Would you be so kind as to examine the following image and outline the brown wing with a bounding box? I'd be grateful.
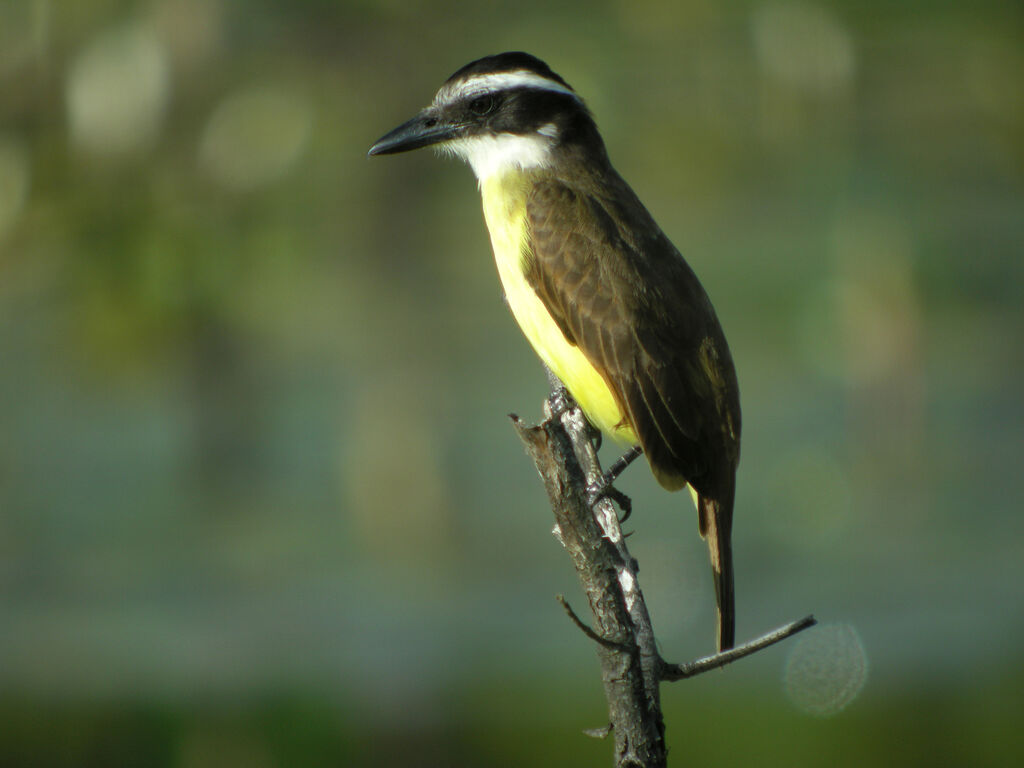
[525,172,741,650]
[524,173,740,496]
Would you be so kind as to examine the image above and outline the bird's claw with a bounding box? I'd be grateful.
[586,477,633,522]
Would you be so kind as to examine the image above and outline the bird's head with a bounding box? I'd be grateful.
[368,52,600,180]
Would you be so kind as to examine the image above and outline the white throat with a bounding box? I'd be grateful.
[446,132,555,181]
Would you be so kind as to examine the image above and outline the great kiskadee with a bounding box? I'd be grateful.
[369,52,741,651]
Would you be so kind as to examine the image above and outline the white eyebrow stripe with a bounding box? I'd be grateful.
[436,70,579,106]
[537,122,560,138]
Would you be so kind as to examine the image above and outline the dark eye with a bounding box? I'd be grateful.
[468,95,495,116]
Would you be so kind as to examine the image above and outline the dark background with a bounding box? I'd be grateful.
[1,1,1022,765]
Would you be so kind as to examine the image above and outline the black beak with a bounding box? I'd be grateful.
[367,109,458,157]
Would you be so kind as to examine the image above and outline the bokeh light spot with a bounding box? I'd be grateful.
[343,375,453,569]
[66,23,170,156]
[752,2,855,92]
[798,208,919,385]
[198,84,313,191]
[784,622,868,716]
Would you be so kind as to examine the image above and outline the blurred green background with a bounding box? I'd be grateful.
[1,0,1022,766]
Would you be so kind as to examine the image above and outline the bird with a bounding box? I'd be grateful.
[368,52,741,651]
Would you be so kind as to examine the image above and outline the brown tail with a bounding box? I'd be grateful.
[697,489,735,651]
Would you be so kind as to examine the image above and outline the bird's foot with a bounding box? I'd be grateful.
[586,478,633,521]
[586,446,643,521]
[605,445,643,484]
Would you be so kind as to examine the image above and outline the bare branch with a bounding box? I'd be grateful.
[512,410,668,768]
[583,724,614,740]
[557,594,630,652]
[660,615,818,681]
[512,390,816,768]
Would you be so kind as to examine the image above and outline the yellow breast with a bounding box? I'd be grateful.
[479,171,637,445]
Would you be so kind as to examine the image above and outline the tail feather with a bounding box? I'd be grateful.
[697,490,735,651]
